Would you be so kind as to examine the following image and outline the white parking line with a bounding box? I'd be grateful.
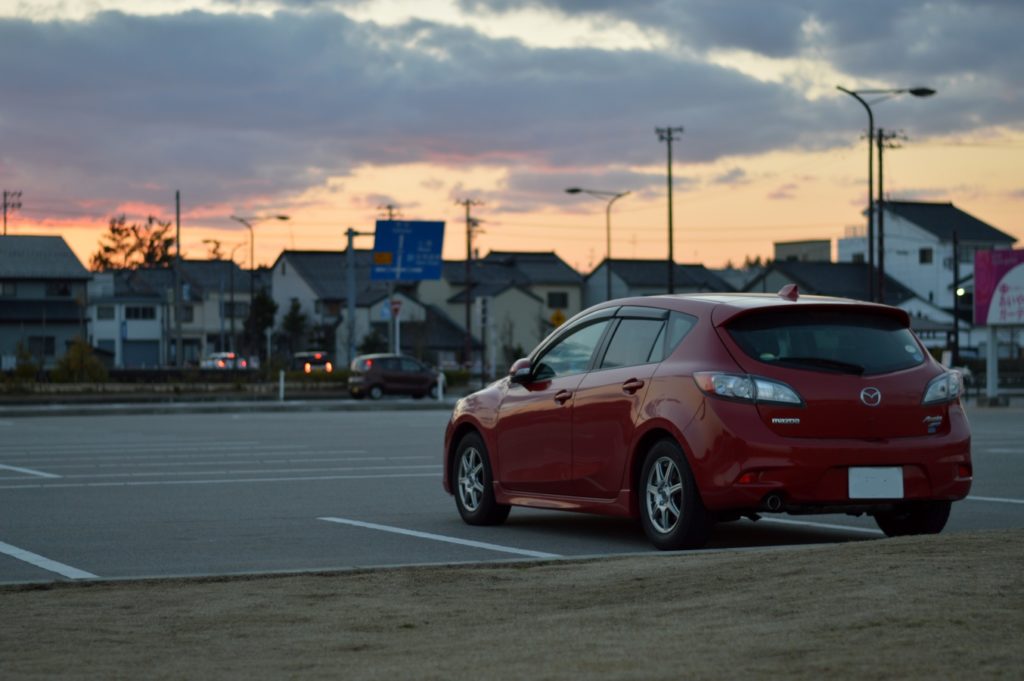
[319,517,561,559]
[0,464,441,481]
[967,495,1024,505]
[0,541,97,579]
[758,517,884,535]
[0,464,60,478]
[0,472,441,490]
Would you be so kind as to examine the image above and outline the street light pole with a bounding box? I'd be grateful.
[565,187,630,301]
[836,85,935,302]
[656,126,684,294]
[230,214,289,356]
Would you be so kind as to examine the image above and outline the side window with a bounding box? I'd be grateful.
[400,358,422,372]
[600,319,666,369]
[534,320,610,380]
[658,311,697,361]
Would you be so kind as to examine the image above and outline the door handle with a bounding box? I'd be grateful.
[554,390,573,405]
[622,378,645,394]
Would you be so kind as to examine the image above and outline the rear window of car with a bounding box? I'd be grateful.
[727,308,926,376]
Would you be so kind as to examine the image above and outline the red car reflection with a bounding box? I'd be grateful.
[443,289,972,550]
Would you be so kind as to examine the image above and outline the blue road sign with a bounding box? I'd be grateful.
[370,220,445,281]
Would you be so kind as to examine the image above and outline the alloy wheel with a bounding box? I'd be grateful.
[645,455,683,534]
[458,446,485,512]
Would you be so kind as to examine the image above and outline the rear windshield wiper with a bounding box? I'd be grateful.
[773,356,866,375]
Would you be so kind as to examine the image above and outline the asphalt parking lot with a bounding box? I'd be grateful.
[0,404,1021,584]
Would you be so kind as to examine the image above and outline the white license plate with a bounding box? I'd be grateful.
[848,467,904,499]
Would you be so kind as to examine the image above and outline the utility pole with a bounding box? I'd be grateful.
[379,204,401,354]
[655,127,684,293]
[875,128,903,304]
[174,191,184,368]
[952,229,961,367]
[346,227,374,365]
[2,190,22,235]
[456,199,482,372]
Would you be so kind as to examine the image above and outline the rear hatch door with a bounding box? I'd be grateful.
[716,304,946,439]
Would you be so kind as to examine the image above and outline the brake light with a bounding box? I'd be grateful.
[304,362,312,374]
[325,362,333,373]
[216,360,225,368]
[365,359,373,368]
[315,353,322,359]
[239,359,247,368]
[693,372,803,406]
[923,370,962,405]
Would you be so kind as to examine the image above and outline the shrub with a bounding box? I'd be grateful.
[50,338,108,383]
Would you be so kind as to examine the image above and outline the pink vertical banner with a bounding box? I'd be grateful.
[974,249,1024,325]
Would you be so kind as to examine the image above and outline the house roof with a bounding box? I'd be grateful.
[480,251,582,285]
[743,261,920,306]
[448,282,543,304]
[277,249,396,305]
[594,259,735,292]
[0,235,90,280]
[885,201,1016,245]
[179,259,252,293]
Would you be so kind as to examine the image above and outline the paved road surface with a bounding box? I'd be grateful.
[0,406,1020,584]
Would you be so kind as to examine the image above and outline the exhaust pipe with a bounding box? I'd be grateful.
[763,492,785,513]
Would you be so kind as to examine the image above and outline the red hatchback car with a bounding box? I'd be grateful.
[443,289,972,550]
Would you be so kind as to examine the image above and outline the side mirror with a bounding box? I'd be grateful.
[508,357,532,384]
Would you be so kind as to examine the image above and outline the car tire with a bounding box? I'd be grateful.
[639,439,711,550]
[453,432,510,526]
[368,385,384,400]
[873,500,951,537]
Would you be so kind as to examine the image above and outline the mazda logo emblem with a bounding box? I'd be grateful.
[860,387,882,407]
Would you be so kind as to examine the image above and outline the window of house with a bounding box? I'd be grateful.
[45,281,72,297]
[28,336,56,357]
[0,281,15,297]
[97,305,115,320]
[547,291,569,309]
[919,248,933,264]
[180,305,194,323]
[126,306,156,320]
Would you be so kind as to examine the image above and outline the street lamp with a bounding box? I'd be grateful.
[565,187,630,302]
[836,85,935,301]
[230,214,289,302]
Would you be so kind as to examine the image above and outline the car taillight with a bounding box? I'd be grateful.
[693,372,803,406]
[239,359,247,368]
[326,362,333,373]
[304,362,312,374]
[216,360,225,368]
[922,370,962,405]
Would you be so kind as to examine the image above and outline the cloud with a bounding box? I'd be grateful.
[0,2,1019,222]
[711,167,748,185]
[768,183,798,200]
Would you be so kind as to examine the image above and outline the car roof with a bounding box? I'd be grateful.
[573,290,909,327]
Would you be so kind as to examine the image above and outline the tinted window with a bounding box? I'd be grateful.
[660,312,697,361]
[535,321,610,380]
[601,319,665,369]
[728,309,925,376]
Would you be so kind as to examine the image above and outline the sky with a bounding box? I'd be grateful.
[0,0,1021,274]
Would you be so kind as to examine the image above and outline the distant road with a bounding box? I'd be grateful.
[0,406,1020,584]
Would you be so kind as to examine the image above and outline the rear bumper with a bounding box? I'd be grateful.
[683,400,972,512]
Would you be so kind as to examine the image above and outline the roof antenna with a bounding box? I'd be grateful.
[778,284,799,301]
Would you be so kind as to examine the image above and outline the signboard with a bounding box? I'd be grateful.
[371,220,445,281]
[974,249,1024,325]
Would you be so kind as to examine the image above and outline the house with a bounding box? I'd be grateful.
[837,201,1016,310]
[88,270,167,368]
[0,235,91,369]
[178,259,255,358]
[270,249,463,365]
[417,251,583,370]
[583,259,735,307]
[774,239,830,262]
